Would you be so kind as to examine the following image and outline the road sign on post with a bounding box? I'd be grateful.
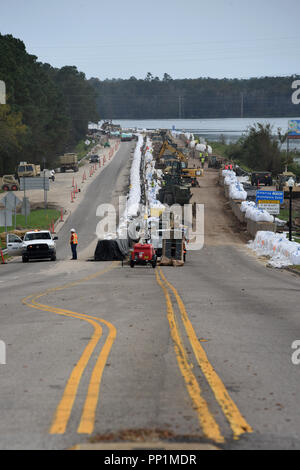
[21,197,30,216]
[20,177,50,191]
[256,191,284,216]
[256,191,284,203]
[2,192,22,230]
[257,201,280,215]
[0,210,12,228]
[288,120,300,139]
[3,192,22,211]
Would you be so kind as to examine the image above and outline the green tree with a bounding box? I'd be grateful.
[0,104,27,174]
[231,123,283,173]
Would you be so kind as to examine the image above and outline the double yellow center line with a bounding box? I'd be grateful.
[155,267,252,443]
[22,263,117,435]
[22,261,252,443]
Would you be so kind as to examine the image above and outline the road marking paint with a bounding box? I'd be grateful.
[49,317,102,434]
[22,263,118,435]
[77,318,116,434]
[155,269,224,443]
[158,267,253,440]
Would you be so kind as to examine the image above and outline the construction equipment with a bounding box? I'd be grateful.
[181,168,202,186]
[17,162,41,179]
[1,175,19,191]
[251,171,273,186]
[181,168,203,178]
[276,172,300,198]
[158,175,192,206]
[208,155,224,169]
[158,140,188,164]
[157,140,202,182]
[59,153,78,173]
[130,243,157,268]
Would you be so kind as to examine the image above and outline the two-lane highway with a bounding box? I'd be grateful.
[0,152,300,450]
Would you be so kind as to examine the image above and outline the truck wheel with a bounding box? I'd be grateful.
[22,256,29,263]
[51,254,56,261]
[11,185,18,191]
[2,185,9,191]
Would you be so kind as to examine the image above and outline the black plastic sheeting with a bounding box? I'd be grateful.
[94,239,129,261]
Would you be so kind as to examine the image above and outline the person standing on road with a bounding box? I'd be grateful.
[70,228,78,260]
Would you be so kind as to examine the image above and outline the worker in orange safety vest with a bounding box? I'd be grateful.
[70,228,78,260]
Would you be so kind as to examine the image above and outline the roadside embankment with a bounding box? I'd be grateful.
[219,169,277,238]
[0,139,121,236]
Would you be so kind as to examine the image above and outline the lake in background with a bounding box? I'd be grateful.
[114,117,300,149]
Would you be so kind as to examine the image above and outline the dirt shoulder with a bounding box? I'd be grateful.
[189,158,249,246]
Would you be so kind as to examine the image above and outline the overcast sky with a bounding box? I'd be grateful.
[0,0,299,80]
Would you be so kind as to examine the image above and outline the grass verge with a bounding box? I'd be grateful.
[75,139,94,161]
[0,209,60,233]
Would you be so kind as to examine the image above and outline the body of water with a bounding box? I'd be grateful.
[114,117,300,147]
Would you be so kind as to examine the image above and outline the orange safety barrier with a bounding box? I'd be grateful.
[1,250,6,264]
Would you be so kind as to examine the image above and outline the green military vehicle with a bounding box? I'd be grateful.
[158,175,192,206]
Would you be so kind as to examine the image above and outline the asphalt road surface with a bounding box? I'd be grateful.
[0,151,299,450]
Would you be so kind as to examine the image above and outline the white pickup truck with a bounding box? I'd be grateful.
[6,230,58,262]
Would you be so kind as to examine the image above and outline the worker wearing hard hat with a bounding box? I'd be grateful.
[70,228,78,260]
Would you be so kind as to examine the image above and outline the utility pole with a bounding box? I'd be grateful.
[240,92,244,118]
[178,96,183,119]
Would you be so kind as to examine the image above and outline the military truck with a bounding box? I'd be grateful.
[251,171,273,186]
[208,155,224,169]
[17,162,41,179]
[158,175,192,206]
[59,153,78,172]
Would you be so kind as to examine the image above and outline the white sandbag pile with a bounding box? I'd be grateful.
[206,145,212,154]
[144,138,165,212]
[241,201,274,223]
[126,134,143,217]
[222,169,247,201]
[118,134,144,237]
[195,143,207,152]
[229,183,247,200]
[249,231,300,267]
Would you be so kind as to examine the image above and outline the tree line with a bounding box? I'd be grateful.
[0,34,99,175]
[89,73,300,120]
[215,123,300,177]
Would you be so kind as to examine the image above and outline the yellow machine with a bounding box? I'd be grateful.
[1,175,20,191]
[158,140,188,164]
[181,168,203,178]
[158,141,202,178]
